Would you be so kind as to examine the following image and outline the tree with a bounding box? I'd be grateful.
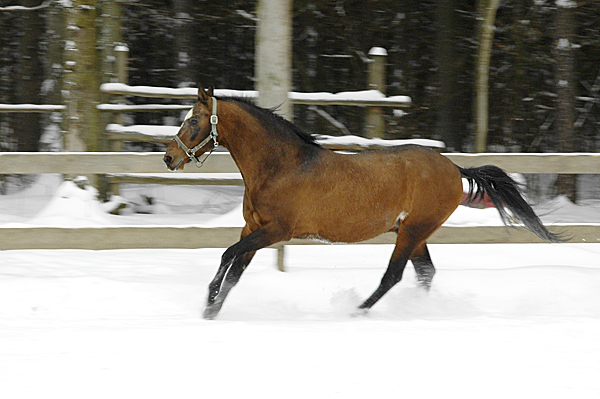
[475,0,501,153]
[173,0,194,88]
[435,0,459,150]
[553,0,577,202]
[62,0,101,152]
[13,0,44,151]
[255,0,293,120]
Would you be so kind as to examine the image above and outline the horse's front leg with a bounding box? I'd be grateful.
[204,223,289,319]
[204,251,255,319]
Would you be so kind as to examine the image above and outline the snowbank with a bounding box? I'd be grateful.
[26,179,114,227]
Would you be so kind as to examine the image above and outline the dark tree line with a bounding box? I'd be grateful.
[1,0,599,159]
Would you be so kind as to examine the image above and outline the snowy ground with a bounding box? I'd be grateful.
[1,175,599,398]
[1,245,599,398]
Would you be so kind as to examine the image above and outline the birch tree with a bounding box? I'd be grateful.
[255,0,293,121]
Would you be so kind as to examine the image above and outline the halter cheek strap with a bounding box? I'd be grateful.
[174,97,219,168]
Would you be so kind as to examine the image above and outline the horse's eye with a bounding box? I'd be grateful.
[189,119,198,126]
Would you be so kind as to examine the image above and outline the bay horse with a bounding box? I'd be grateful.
[163,86,563,319]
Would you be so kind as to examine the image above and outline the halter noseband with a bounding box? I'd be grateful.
[173,97,219,167]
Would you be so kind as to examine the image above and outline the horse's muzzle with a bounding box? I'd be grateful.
[163,154,181,171]
[163,154,173,168]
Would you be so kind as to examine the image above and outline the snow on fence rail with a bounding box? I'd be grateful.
[99,83,412,107]
[0,104,65,113]
[104,123,446,151]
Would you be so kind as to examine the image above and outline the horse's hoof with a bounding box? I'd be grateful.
[203,305,221,320]
[351,308,370,318]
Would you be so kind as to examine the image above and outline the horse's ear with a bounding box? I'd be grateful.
[207,86,214,97]
[197,85,210,105]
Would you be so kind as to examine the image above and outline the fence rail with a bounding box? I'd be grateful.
[1,151,600,174]
[0,225,596,252]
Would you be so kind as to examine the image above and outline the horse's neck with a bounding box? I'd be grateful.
[220,105,313,188]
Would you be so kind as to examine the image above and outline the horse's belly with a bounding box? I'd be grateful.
[294,212,395,244]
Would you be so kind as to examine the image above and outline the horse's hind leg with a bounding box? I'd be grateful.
[411,243,435,290]
[358,230,416,310]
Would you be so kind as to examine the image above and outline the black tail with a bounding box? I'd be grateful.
[458,165,566,243]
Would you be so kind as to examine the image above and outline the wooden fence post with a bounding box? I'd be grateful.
[364,47,387,138]
[276,244,286,272]
[113,44,128,152]
[106,44,129,198]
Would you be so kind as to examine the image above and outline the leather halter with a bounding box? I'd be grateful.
[173,97,219,167]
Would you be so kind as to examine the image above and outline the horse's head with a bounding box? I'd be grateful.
[164,86,219,171]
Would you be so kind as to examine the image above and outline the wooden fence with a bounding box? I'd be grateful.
[2,151,599,174]
[0,151,599,271]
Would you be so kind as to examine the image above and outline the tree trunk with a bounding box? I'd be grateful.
[554,0,577,202]
[40,0,66,153]
[14,0,44,151]
[255,0,293,121]
[63,0,101,152]
[173,0,194,88]
[100,0,123,87]
[46,1,65,108]
[474,0,501,153]
[435,0,458,150]
[99,0,123,145]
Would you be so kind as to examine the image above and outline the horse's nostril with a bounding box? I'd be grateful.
[163,155,172,166]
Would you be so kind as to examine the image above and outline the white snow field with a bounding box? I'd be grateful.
[0,176,599,398]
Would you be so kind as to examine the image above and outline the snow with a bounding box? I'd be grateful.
[0,104,65,111]
[100,83,198,97]
[368,46,388,57]
[97,104,191,111]
[317,134,444,149]
[114,45,129,53]
[99,83,411,105]
[106,123,438,149]
[1,177,600,398]
[106,124,179,137]
[1,245,599,398]
[556,0,577,8]
[0,0,51,11]
[289,89,410,105]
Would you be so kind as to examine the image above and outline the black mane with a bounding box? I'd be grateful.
[216,96,322,148]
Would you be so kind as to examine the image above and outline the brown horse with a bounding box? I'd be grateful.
[164,86,563,319]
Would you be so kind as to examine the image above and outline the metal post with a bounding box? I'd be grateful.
[364,47,387,138]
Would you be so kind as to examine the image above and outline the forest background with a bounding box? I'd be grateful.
[0,0,599,201]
